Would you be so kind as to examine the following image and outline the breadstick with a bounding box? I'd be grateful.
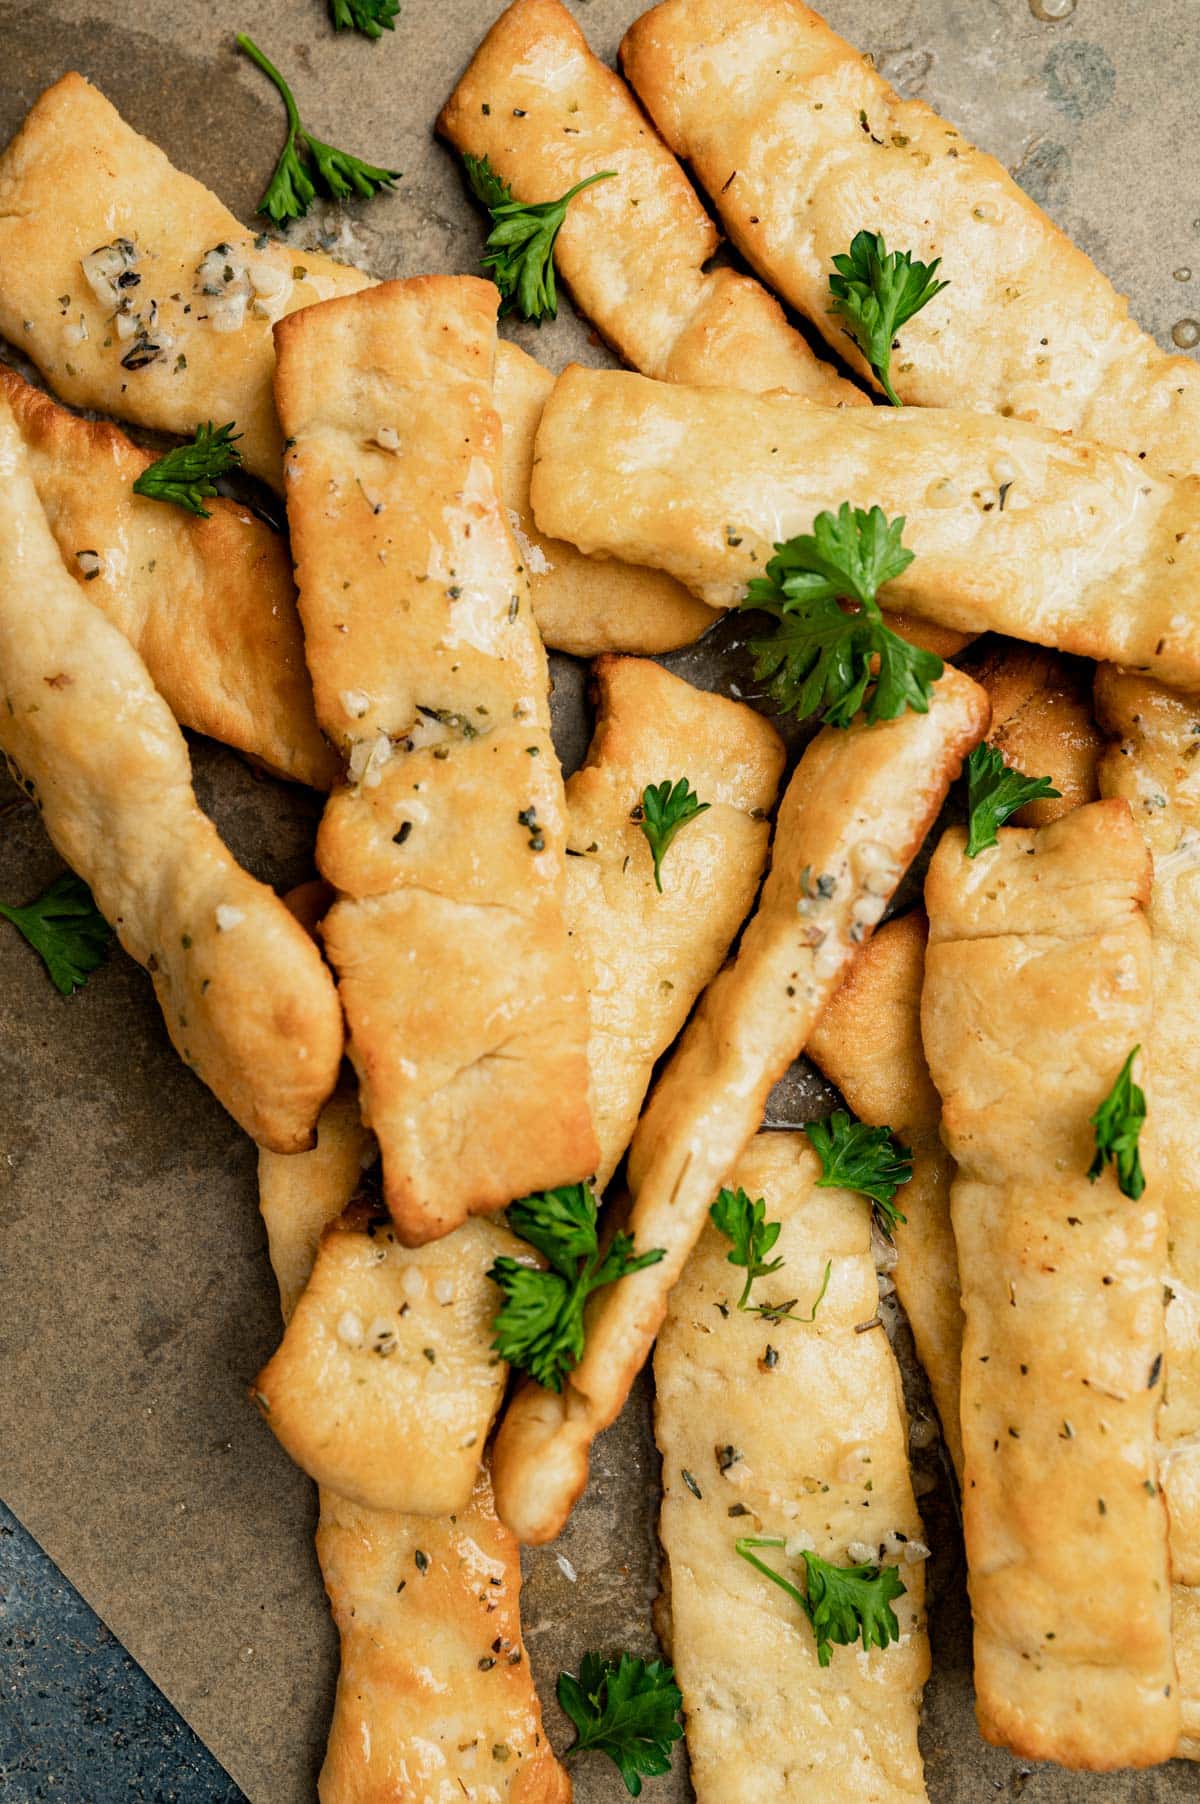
[438,0,859,405]
[656,1132,929,1802]
[492,666,989,1543]
[275,276,595,1243]
[531,366,1200,690]
[621,0,1200,478]
[809,646,1101,1475]
[0,364,335,789]
[1095,667,1200,1760]
[0,396,342,1151]
[922,803,1175,1768]
[257,1107,567,1803]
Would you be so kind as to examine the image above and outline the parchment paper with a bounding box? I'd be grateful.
[2,1,1198,1798]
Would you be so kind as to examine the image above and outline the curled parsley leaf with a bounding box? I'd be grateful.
[132,422,243,519]
[237,33,400,223]
[329,0,399,37]
[1088,1046,1146,1200]
[489,1183,664,1392]
[0,872,111,995]
[461,152,616,321]
[828,228,949,406]
[557,1651,683,1797]
[736,1537,906,1667]
[964,742,1061,857]
[635,778,710,893]
[805,1109,912,1235]
[741,504,942,730]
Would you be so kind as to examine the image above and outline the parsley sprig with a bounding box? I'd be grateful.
[828,229,949,406]
[462,153,616,322]
[0,873,111,995]
[964,743,1061,857]
[806,1110,912,1235]
[736,1537,906,1667]
[489,1184,665,1392]
[557,1651,683,1798]
[742,504,942,729]
[708,1185,831,1323]
[236,33,400,223]
[1088,1047,1146,1200]
[132,422,243,519]
[329,0,399,37]
[635,779,710,893]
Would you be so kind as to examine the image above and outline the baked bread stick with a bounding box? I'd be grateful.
[1095,667,1200,1760]
[807,911,963,1481]
[491,665,989,1544]
[809,647,1100,1476]
[531,367,1200,690]
[257,657,782,1511]
[257,1101,567,1804]
[656,1132,930,1803]
[0,396,343,1152]
[922,804,1176,1768]
[621,0,1200,478]
[0,364,335,789]
[438,0,859,405]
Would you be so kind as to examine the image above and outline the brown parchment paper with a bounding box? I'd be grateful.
[1,1,1199,1799]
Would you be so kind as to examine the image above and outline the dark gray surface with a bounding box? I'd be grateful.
[0,0,1198,1800]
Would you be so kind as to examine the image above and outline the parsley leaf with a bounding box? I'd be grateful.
[828,228,949,406]
[557,1651,683,1797]
[741,504,942,729]
[709,1186,783,1307]
[964,743,1061,857]
[489,1183,665,1392]
[805,1109,912,1235]
[329,0,399,37]
[1088,1047,1146,1200]
[461,153,616,321]
[0,872,111,996]
[736,1537,906,1667]
[237,34,400,223]
[708,1186,832,1323]
[635,778,710,893]
[132,422,243,519]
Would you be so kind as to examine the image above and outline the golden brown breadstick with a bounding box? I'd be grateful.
[492,666,989,1544]
[0,396,342,1151]
[1095,667,1200,1760]
[656,1132,930,1802]
[531,367,1200,690]
[621,0,1200,477]
[922,804,1175,1768]
[0,364,335,788]
[438,0,859,405]
[275,277,596,1243]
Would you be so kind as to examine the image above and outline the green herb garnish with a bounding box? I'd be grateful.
[0,872,111,995]
[964,743,1061,857]
[1088,1047,1146,1201]
[736,1537,906,1667]
[329,0,399,37]
[828,229,948,406]
[742,504,942,729]
[236,33,400,223]
[707,1184,832,1325]
[636,778,710,893]
[132,422,243,519]
[489,1183,665,1392]
[461,152,616,321]
[806,1109,912,1235]
[557,1651,683,1797]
